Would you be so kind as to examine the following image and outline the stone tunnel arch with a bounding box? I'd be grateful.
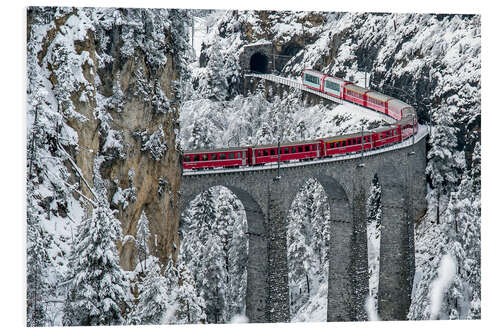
[285,178,331,321]
[179,184,268,323]
[250,52,269,73]
[283,173,367,321]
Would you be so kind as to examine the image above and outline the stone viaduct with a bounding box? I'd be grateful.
[179,134,427,323]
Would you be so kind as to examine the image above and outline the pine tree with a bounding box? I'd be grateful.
[136,211,151,273]
[426,106,462,223]
[26,183,54,327]
[201,232,227,323]
[201,40,229,101]
[166,261,207,324]
[130,257,170,325]
[189,119,213,150]
[63,200,132,326]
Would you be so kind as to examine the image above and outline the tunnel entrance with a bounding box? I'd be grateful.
[250,52,269,73]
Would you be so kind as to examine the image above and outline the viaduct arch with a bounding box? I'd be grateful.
[179,135,427,322]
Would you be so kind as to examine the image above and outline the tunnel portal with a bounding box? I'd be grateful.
[250,52,269,73]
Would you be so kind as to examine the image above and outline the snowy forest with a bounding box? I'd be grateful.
[26,7,480,326]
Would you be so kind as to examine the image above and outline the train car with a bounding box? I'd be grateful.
[322,75,348,99]
[302,69,325,92]
[251,140,321,165]
[344,83,372,107]
[183,147,249,170]
[372,125,401,148]
[399,112,419,141]
[322,132,374,157]
[365,91,393,115]
[387,99,413,121]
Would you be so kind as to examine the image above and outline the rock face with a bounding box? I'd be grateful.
[28,7,186,270]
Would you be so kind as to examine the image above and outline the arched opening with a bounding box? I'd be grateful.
[179,185,267,323]
[366,174,381,319]
[250,52,269,73]
[286,178,330,322]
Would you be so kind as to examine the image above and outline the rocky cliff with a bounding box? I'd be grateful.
[27,7,188,270]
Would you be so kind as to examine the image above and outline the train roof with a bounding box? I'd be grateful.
[253,139,321,149]
[321,131,370,142]
[184,146,249,154]
[303,69,324,76]
[324,75,347,83]
[388,98,412,109]
[366,90,392,102]
[344,83,371,94]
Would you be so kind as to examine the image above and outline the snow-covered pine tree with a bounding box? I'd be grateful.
[63,199,132,326]
[200,39,229,101]
[129,257,170,325]
[188,119,214,150]
[26,182,55,327]
[426,106,462,223]
[454,161,481,319]
[136,211,151,273]
[165,261,207,324]
[201,230,228,323]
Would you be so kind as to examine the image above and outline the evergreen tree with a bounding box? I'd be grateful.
[165,260,207,324]
[63,200,132,326]
[426,106,462,223]
[136,211,151,273]
[188,119,213,150]
[201,40,229,101]
[130,257,170,325]
[26,183,54,327]
[201,232,227,323]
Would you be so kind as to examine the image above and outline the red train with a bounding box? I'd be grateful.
[183,69,418,171]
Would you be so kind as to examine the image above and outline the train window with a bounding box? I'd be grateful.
[228,153,234,159]
[312,145,316,150]
[291,147,296,153]
[202,154,208,161]
[211,154,217,160]
[184,156,190,162]
[263,150,269,156]
[284,148,289,154]
[305,73,319,85]
[194,155,200,161]
[298,146,303,152]
[305,145,310,152]
[270,149,275,155]
[220,153,226,160]
[325,80,340,92]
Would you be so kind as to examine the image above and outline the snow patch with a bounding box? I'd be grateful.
[430,254,457,319]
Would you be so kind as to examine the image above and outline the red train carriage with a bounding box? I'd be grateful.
[365,91,393,115]
[373,125,402,148]
[322,75,349,99]
[400,114,418,141]
[183,147,249,170]
[344,83,372,107]
[322,132,374,157]
[302,69,326,92]
[251,140,322,165]
[387,99,413,121]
